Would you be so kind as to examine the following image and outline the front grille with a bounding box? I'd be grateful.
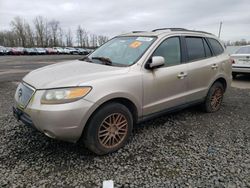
[15,82,35,108]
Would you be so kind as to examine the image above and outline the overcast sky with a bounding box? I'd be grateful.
[0,0,250,41]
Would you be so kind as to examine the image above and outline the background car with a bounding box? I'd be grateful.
[24,48,37,55]
[45,48,57,55]
[62,48,71,54]
[0,46,6,55]
[230,45,250,79]
[35,48,46,55]
[75,48,89,55]
[5,47,11,55]
[53,47,64,54]
[9,47,24,55]
[65,47,78,55]
[86,48,94,54]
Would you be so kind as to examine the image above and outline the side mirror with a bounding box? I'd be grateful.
[146,56,165,69]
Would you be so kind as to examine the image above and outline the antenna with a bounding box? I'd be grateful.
[218,22,223,38]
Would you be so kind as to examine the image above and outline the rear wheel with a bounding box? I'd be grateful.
[83,103,133,155]
[202,82,224,113]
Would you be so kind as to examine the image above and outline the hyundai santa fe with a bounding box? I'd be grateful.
[13,28,232,155]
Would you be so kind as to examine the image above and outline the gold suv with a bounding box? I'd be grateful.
[13,28,232,154]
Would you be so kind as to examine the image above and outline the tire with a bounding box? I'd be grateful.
[232,73,237,79]
[83,103,133,155]
[202,82,224,113]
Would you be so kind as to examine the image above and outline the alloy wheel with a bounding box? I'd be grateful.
[98,113,128,148]
[210,87,223,111]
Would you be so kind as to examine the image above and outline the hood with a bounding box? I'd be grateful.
[23,60,129,89]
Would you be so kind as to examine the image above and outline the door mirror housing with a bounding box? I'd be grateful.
[146,56,165,69]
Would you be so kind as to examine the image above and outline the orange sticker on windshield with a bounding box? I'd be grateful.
[129,41,142,48]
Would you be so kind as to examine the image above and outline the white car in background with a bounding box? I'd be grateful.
[53,47,64,54]
[63,48,71,54]
[231,45,250,79]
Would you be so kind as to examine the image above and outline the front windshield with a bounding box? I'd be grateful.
[88,36,156,66]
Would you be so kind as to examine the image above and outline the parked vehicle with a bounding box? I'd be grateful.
[35,48,46,55]
[5,47,11,55]
[53,47,64,54]
[62,48,70,54]
[230,45,250,79]
[45,48,57,55]
[24,48,37,55]
[9,47,24,55]
[65,47,79,55]
[86,48,94,54]
[0,46,6,55]
[13,28,231,155]
[75,48,89,55]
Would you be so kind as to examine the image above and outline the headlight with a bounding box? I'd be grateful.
[41,87,92,104]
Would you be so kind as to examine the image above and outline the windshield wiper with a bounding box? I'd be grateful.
[79,56,93,63]
[91,56,112,65]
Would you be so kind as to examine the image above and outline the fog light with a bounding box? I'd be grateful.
[43,130,56,139]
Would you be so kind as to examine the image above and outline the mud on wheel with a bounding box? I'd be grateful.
[83,102,133,155]
[202,82,225,113]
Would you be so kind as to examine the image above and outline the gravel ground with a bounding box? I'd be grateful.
[0,81,250,187]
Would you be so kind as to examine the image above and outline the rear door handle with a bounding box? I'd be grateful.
[177,72,188,79]
[211,64,218,69]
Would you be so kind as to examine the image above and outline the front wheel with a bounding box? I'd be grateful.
[202,82,224,113]
[83,103,133,155]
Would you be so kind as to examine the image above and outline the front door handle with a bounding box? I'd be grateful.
[211,64,218,69]
[177,72,188,79]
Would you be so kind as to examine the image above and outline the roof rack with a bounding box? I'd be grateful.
[152,28,188,32]
[132,31,146,33]
[152,28,214,35]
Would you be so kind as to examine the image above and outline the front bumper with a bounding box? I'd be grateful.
[13,89,96,143]
[13,107,33,126]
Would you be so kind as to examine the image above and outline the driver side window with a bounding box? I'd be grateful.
[153,37,181,67]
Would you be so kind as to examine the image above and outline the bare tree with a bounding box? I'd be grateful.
[34,16,48,47]
[25,23,35,47]
[66,29,73,46]
[76,25,89,47]
[58,28,64,47]
[0,17,109,48]
[90,34,98,48]
[98,35,109,46]
[48,20,60,46]
[0,31,17,47]
[76,25,83,47]
[10,17,27,47]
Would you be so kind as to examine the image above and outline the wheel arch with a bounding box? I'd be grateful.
[79,96,140,141]
[92,97,139,124]
[211,77,227,91]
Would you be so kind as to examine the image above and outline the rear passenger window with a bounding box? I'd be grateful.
[208,38,224,55]
[153,37,181,67]
[203,39,212,57]
[186,37,206,61]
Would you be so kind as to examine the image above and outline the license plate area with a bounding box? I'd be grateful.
[15,83,35,108]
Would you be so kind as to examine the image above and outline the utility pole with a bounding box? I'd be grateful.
[218,21,222,38]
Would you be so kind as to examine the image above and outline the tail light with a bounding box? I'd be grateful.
[229,58,235,64]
